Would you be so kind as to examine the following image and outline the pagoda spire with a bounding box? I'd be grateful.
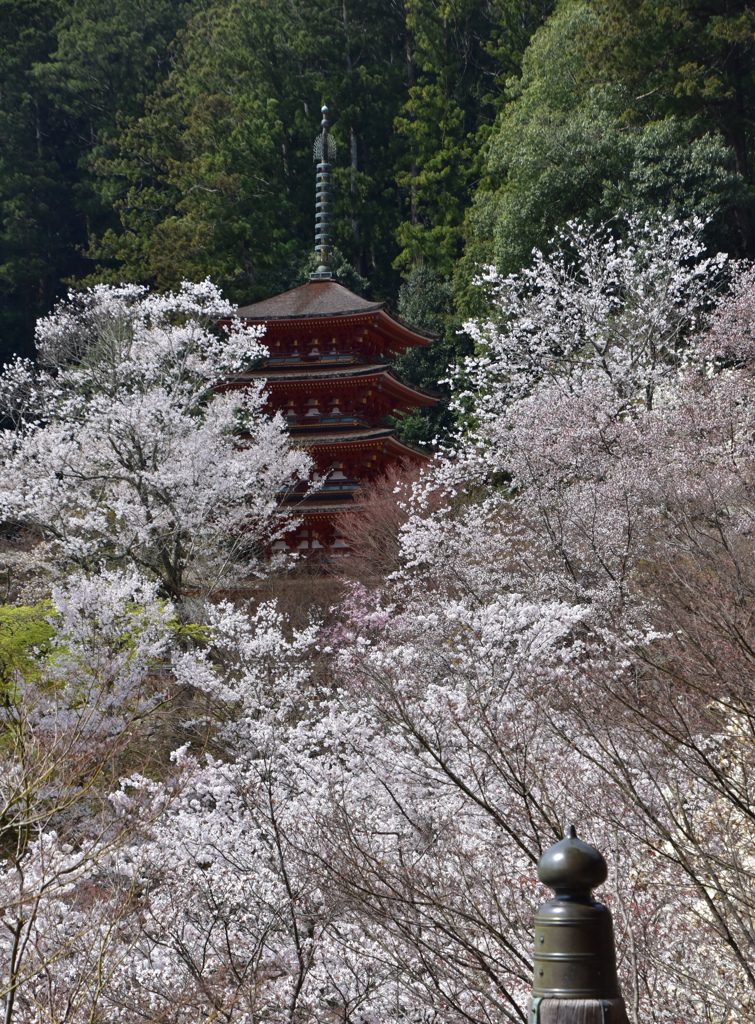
[310,105,337,282]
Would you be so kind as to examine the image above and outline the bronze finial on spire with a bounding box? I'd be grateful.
[310,105,337,282]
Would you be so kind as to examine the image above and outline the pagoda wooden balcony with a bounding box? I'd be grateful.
[277,478,361,500]
[286,412,371,429]
[320,478,359,493]
[266,352,358,366]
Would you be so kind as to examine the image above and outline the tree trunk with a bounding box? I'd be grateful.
[405,34,419,227]
[342,0,363,272]
[349,127,361,272]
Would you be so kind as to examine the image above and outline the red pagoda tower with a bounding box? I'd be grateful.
[232,107,437,555]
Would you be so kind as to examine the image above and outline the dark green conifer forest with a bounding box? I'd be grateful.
[2,0,753,371]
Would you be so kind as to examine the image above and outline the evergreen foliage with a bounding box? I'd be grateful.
[459,0,751,307]
[1,0,755,409]
[0,0,199,362]
[393,264,470,446]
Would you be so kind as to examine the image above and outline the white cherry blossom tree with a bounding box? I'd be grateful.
[340,242,755,1022]
[5,223,755,1024]
[0,569,193,1024]
[459,214,728,414]
[0,281,311,597]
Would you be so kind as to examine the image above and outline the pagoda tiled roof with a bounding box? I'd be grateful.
[249,363,389,379]
[276,499,367,520]
[294,426,394,444]
[236,279,437,344]
[241,363,438,405]
[279,501,355,515]
[237,280,380,319]
[292,427,431,461]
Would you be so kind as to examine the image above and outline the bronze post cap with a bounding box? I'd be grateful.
[537,823,608,894]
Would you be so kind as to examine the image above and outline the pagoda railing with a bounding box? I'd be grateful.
[285,413,371,428]
[265,353,360,366]
[277,479,360,498]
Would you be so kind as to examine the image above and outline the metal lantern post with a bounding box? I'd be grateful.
[529,825,630,1024]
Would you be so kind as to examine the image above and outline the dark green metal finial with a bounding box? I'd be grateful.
[532,825,622,1001]
[537,823,609,893]
[310,105,337,282]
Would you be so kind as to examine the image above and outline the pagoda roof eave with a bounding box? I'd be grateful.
[236,280,381,319]
[239,363,439,405]
[384,307,439,343]
[293,427,432,461]
[235,281,438,346]
[276,502,356,517]
[238,304,383,323]
[238,306,437,348]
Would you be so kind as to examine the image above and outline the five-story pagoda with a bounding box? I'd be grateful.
[230,107,437,556]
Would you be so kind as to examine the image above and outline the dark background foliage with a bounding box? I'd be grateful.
[2,0,753,405]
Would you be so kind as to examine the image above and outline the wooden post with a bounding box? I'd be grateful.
[527,826,630,1024]
[528,998,629,1023]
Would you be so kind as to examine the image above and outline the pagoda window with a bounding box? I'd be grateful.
[322,463,359,493]
[323,397,342,421]
[331,530,350,555]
